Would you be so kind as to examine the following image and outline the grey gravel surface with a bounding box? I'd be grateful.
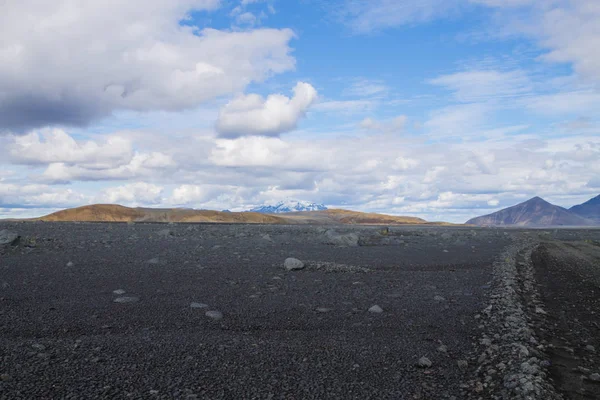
[2,222,595,399]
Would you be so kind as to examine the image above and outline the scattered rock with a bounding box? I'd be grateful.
[535,307,547,315]
[457,360,468,369]
[437,344,448,353]
[261,234,273,242]
[434,295,446,302]
[0,374,11,382]
[315,307,332,313]
[0,230,19,246]
[205,310,223,320]
[156,229,173,237]
[308,261,370,273]
[113,296,139,303]
[324,230,359,247]
[66,261,74,267]
[284,257,305,271]
[191,302,208,309]
[147,258,160,265]
[589,373,600,382]
[417,357,432,368]
[368,305,384,313]
[585,345,596,353]
[112,289,126,295]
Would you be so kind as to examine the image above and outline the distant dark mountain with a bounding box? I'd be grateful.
[466,196,594,227]
[569,194,600,222]
[250,200,327,214]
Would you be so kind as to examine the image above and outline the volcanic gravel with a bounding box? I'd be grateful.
[1,222,595,399]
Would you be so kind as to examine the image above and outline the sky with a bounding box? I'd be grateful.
[0,0,599,223]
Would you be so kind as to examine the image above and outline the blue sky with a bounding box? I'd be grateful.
[0,0,599,222]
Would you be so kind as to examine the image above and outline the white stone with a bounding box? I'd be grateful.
[114,296,139,303]
[205,310,223,320]
[284,257,305,271]
[368,305,383,313]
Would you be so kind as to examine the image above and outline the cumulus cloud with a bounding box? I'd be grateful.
[41,152,175,183]
[216,82,317,138]
[0,0,295,133]
[0,182,87,208]
[97,183,164,205]
[10,129,132,168]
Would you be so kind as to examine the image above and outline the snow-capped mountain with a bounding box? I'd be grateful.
[249,200,327,214]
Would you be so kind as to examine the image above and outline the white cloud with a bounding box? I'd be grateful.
[0,0,295,133]
[0,182,87,208]
[344,79,389,97]
[171,184,215,204]
[216,82,317,137]
[41,151,175,183]
[470,0,535,7]
[97,182,164,205]
[475,0,600,84]
[424,103,489,137]
[524,90,600,116]
[313,99,377,113]
[336,0,463,33]
[429,69,532,102]
[359,115,407,132]
[10,129,132,168]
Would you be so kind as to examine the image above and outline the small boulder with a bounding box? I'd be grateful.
[284,258,305,271]
[368,305,384,313]
[0,230,19,246]
[324,230,359,247]
[417,357,432,368]
[156,229,174,237]
[191,302,209,309]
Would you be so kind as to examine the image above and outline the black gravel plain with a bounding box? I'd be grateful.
[1,222,596,399]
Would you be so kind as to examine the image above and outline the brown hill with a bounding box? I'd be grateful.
[38,204,289,224]
[34,204,437,225]
[281,209,427,225]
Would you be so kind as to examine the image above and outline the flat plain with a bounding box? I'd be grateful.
[1,222,599,399]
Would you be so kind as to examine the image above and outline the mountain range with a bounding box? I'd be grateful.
[569,194,600,223]
[467,195,600,227]
[249,200,327,214]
